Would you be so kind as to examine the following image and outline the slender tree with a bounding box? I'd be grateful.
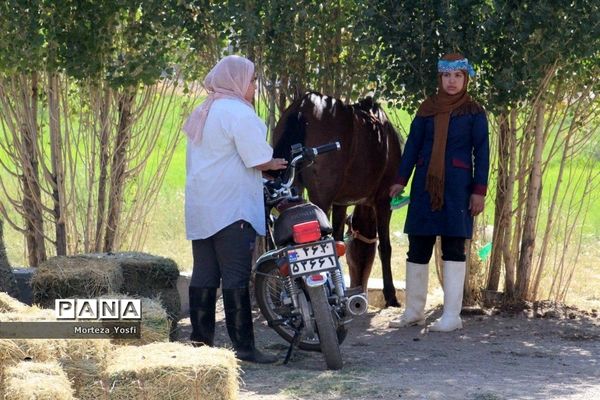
[0,219,19,296]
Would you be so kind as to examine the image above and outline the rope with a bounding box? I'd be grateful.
[349,228,378,244]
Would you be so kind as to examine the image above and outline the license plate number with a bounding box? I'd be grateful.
[287,241,337,276]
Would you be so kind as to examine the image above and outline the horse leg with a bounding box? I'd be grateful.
[347,237,375,291]
[345,205,377,292]
[346,239,361,288]
[331,205,347,241]
[376,200,400,308]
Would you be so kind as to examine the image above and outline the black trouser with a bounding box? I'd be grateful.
[407,235,466,264]
[190,220,256,289]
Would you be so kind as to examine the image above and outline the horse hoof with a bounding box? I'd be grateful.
[385,299,401,308]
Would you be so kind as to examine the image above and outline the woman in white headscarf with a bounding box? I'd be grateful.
[183,55,286,363]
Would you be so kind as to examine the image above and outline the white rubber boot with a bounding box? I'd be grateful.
[389,262,428,328]
[429,260,466,332]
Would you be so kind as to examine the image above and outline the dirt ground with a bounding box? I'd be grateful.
[178,299,600,400]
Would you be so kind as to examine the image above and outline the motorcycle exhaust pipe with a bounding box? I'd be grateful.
[346,294,368,316]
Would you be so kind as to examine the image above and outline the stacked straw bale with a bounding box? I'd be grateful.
[0,293,237,400]
[98,252,181,320]
[0,294,113,399]
[31,256,123,308]
[4,361,75,400]
[56,338,113,400]
[105,342,240,400]
[33,252,182,340]
[102,252,181,341]
[106,252,180,291]
[0,291,29,312]
[0,308,65,381]
[100,293,170,345]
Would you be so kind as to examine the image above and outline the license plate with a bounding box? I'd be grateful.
[286,240,338,277]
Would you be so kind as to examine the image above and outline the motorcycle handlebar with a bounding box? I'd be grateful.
[265,141,341,205]
[314,142,341,155]
[301,142,341,161]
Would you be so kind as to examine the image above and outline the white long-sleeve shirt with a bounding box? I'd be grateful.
[185,98,272,239]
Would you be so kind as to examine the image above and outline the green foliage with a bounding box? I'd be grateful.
[370,0,489,112]
[176,1,228,81]
[0,0,210,87]
[222,0,379,102]
[372,0,599,112]
[480,0,600,110]
[0,1,45,73]
[1,1,596,105]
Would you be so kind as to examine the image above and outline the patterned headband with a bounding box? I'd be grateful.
[438,58,476,77]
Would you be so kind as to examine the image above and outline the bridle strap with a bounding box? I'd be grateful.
[346,213,378,244]
[350,229,378,244]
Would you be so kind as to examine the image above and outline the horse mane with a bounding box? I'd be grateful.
[351,96,406,149]
[272,91,345,161]
[353,96,389,125]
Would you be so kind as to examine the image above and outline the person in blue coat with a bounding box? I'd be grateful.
[389,53,489,332]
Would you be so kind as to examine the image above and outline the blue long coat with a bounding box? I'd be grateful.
[397,111,489,239]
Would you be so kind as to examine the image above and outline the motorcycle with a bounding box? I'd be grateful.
[253,142,368,370]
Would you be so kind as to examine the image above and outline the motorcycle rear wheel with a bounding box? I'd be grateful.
[255,261,347,352]
[305,284,343,370]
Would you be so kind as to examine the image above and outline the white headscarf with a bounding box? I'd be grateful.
[183,55,255,145]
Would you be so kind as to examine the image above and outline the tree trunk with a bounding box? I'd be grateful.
[486,111,510,291]
[48,72,67,255]
[332,5,342,99]
[103,89,135,252]
[95,86,112,251]
[463,239,478,306]
[20,72,46,266]
[0,219,19,296]
[515,103,545,301]
[279,73,288,114]
[531,154,566,299]
[503,109,517,297]
[267,73,277,137]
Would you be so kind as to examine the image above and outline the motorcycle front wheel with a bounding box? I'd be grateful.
[254,261,347,352]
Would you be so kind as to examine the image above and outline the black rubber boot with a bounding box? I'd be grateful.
[222,287,278,364]
[189,286,217,347]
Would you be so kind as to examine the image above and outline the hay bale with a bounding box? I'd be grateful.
[152,287,181,341]
[0,336,64,373]
[0,219,19,297]
[58,340,112,400]
[0,291,29,312]
[105,342,239,400]
[80,252,182,338]
[63,358,109,400]
[153,287,181,319]
[84,252,179,292]
[32,256,123,308]
[0,306,113,400]
[0,308,66,389]
[4,361,75,400]
[0,308,63,367]
[131,295,170,344]
[99,293,170,345]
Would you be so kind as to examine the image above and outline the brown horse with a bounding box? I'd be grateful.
[272,92,402,307]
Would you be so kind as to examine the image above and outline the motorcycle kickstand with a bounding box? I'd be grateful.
[283,328,302,365]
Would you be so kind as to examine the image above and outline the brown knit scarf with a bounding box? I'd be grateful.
[416,55,482,211]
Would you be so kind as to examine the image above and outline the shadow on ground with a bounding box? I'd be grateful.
[177,298,600,400]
